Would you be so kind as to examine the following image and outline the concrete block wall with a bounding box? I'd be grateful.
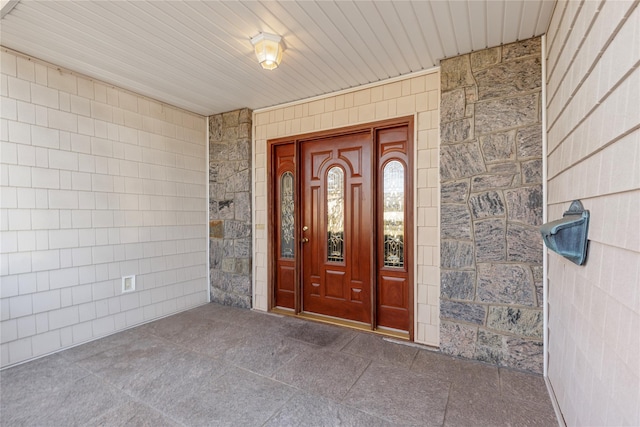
[0,49,209,367]
[253,71,441,346]
[545,1,639,425]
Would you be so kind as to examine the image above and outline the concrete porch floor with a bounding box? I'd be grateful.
[0,303,558,426]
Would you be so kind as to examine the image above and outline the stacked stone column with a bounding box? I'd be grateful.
[209,108,252,308]
[439,38,544,373]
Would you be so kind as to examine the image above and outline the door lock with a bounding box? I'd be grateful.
[302,226,309,232]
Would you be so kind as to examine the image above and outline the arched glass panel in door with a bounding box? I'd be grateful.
[383,161,404,267]
[280,171,295,259]
[326,167,344,262]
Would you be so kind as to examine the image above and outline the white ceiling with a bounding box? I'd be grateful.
[0,0,556,116]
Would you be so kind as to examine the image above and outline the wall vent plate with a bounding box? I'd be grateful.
[122,275,136,293]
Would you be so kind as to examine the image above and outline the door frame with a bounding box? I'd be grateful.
[267,117,414,339]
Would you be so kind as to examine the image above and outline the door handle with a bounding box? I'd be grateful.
[302,238,309,243]
[302,226,309,232]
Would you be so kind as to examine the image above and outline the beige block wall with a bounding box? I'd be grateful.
[545,1,639,425]
[0,49,209,367]
[253,70,441,346]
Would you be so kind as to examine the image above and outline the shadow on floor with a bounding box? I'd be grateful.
[0,303,558,426]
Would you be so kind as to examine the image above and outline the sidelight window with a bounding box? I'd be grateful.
[280,171,295,258]
[383,161,404,267]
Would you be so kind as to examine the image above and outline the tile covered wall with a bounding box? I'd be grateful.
[545,1,639,425]
[253,71,441,346]
[0,49,209,367]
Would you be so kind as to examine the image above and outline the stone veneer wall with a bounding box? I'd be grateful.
[209,108,252,308]
[439,38,544,373]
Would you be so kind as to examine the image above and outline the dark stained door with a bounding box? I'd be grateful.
[300,132,373,324]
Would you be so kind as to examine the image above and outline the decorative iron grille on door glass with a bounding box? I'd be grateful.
[280,171,295,259]
[327,167,344,262]
[383,161,404,267]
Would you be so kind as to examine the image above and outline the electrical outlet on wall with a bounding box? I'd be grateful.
[122,275,136,293]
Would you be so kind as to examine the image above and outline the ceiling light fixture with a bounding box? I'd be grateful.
[250,32,284,70]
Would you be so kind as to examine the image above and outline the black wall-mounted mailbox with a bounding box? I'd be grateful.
[540,200,590,265]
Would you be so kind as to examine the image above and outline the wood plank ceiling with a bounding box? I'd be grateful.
[0,0,556,116]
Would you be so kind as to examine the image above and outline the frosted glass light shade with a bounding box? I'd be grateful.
[251,32,283,70]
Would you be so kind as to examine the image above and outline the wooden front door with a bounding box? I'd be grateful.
[300,131,373,324]
[270,118,413,337]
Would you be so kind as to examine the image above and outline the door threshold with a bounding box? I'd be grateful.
[271,307,410,341]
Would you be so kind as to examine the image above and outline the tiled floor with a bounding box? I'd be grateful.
[0,303,558,426]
